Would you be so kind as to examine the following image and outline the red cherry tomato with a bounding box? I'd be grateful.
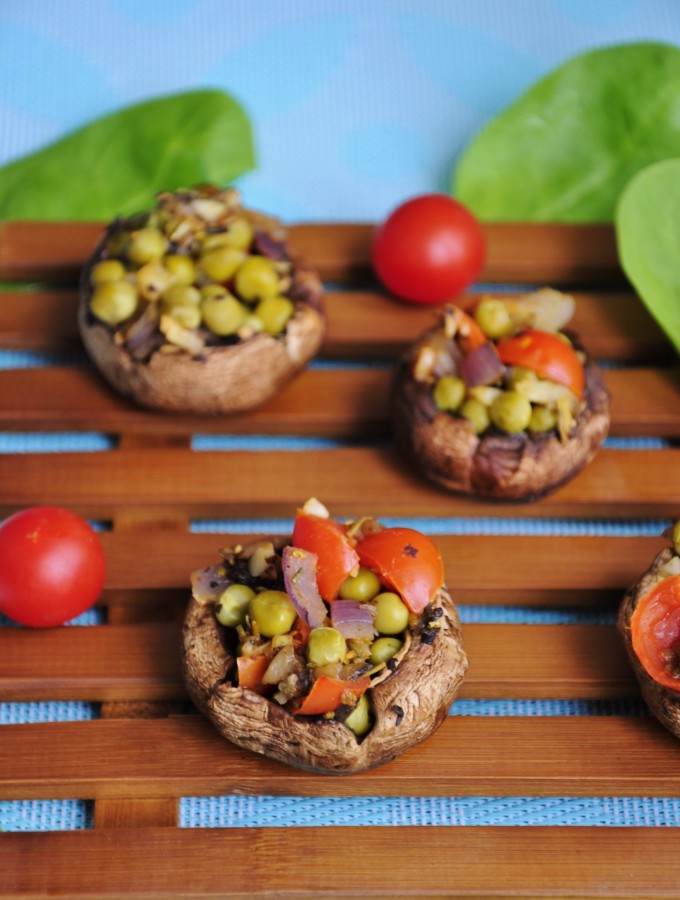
[496,329,585,399]
[356,527,444,614]
[292,511,360,602]
[372,194,486,305]
[0,506,106,628]
[631,574,680,692]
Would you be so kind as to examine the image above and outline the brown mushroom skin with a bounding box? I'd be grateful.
[391,326,610,502]
[618,546,680,740]
[78,208,325,415]
[182,538,468,774]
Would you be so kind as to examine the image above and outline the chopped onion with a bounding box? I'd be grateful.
[331,600,376,641]
[460,342,505,387]
[282,545,328,629]
[190,564,231,606]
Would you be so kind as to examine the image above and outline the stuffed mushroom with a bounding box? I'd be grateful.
[391,289,610,501]
[182,499,467,774]
[618,522,680,739]
[78,185,325,413]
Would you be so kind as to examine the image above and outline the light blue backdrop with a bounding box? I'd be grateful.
[0,1,678,221]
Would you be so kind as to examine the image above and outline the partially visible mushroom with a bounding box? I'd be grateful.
[182,524,467,774]
[618,526,680,739]
[79,186,325,414]
[391,296,610,502]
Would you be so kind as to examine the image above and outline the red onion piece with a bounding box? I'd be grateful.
[190,564,231,606]
[330,600,376,641]
[460,342,505,387]
[282,545,328,629]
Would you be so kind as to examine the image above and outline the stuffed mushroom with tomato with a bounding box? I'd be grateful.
[618,522,680,739]
[79,185,325,413]
[391,289,610,501]
[182,499,467,774]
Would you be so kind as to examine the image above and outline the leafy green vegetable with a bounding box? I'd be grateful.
[615,157,680,355]
[453,42,680,222]
[0,90,255,222]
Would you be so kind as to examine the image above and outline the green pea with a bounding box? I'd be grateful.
[164,254,196,285]
[307,627,347,667]
[433,375,466,412]
[370,636,403,665]
[254,295,294,336]
[249,590,296,638]
[90,259,126,286]
[490,391,532,434]
[234,256,280,300]
[528,405,557,433]
[89,281,138,326]
[201,292,247,336]
[127,227,168,265]
[215,584,255,628]
[474,298,513,339]
[339,566,381,602]
[459,397,490,434]
[344,693,371,737]
[374,592,409,636]
[199,246,246,283]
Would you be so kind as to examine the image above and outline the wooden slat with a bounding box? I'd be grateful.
[1,715,678,799]
[0,622,635,702]
[0,445,676,519]
[0,287,670,364]
[0,364,677,438]
[2,825,679,899]
[0,220,624,286]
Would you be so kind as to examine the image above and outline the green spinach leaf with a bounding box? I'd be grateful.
[616,157,680,355]
[0,89,255,222]
[453,42,680,222]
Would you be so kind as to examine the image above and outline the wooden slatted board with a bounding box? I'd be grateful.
[0,220,679,898]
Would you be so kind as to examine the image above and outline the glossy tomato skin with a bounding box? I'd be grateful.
[0,506,106,627]
[631,574,680,692]
[372,194,486,305]
[292,511,359,602]
[496,329,585,399]
[356,527,444,614]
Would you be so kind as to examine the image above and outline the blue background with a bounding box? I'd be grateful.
[0,1,678,222]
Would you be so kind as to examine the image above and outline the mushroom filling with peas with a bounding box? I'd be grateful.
[415,290,588,442]
[189,500,448,739]
[85,185,306,359]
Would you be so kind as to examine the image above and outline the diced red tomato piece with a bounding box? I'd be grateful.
[236,654,269,693]
[356,527,444,614]
[292,511,360,602]
[294,675,371,716]
[631,574,680,692]
[496,329,585,398]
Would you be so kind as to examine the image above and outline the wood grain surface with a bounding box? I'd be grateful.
[0,220,678,899]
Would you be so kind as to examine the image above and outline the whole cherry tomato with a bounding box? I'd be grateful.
[292,510,360,602]
[356,527,444,614]
[631,574,680,692]
[372,194,486,304]
[0,506,106,627]
[496,329,585,399]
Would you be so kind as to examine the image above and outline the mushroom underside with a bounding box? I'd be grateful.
[391,359,610,502]
[618,547,680,740]
[182,544,468,774]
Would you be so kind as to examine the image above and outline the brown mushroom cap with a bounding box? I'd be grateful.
[391,325,610,502]
[182,537,468,774]
[78,204,325,414]
[618,546,680,740]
